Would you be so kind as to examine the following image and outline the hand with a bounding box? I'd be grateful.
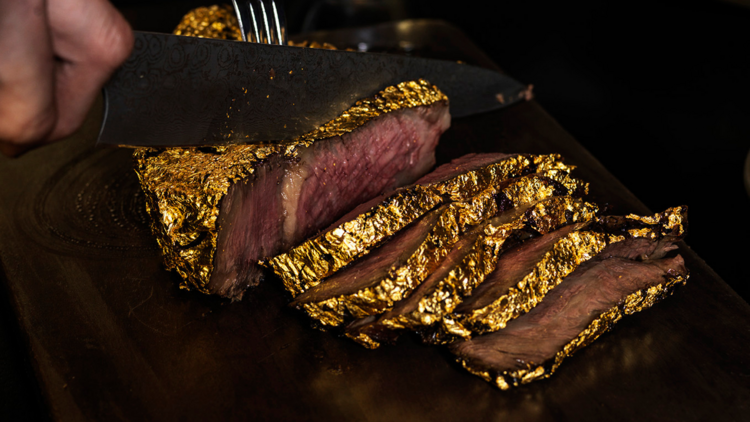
[0,0,133,157]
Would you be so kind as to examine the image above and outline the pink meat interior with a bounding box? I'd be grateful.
[209,101,450,299]
[450,253,686,372]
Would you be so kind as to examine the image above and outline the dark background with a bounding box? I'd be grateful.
[2,0,748,419]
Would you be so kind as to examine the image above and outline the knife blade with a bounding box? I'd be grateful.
[98,31,530,147]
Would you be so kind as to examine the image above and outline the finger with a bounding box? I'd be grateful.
[0,142,30,158]
[0,0,57,156]
[47,0,133,140]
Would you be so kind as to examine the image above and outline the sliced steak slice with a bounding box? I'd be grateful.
[291,206,446,326]
[266,153,567,296]
[346,196,599,348]
[450,253,688,390]
[419,153,578,201]
[439,207,688,341]
[290,169,587,327]
[346,225,490,348]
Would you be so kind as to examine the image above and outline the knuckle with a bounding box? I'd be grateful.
[91,14,134,69]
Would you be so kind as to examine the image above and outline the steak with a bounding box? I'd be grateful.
[346,196,599,348]
[136,81,450,299]
[450,252,688,390]
[210,100,450,298]
[441,207,687,342]
[290,169,587,328]
[267,153,568,296]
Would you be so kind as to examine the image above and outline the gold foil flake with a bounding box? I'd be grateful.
[625,206,688,238]
[536,159,574,173]
[173,5,243,40]
[545,168,589,195]
[458,273,688,390]
[627,228,658,239]
[523,196,599,236]
[288,40,340,50]
[345,331,382,349]
[268,154,567,297]
[498,169,587,211]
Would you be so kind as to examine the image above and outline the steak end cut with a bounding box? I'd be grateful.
[135,80,450,300]
[451,253,688,390]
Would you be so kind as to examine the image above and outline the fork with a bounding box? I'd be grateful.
[231,0,288,45]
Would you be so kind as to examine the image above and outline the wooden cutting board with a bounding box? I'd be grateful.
[1,20,749,421]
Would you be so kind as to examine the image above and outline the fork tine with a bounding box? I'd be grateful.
[247,1,263,43]
[230,0,248,41]
[233,0,287,44]
[257,1,272,44]
[269,0,287,45]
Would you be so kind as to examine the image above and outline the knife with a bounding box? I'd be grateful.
[97,31,531,147]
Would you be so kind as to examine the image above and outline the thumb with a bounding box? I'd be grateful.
[47,0,133,140]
